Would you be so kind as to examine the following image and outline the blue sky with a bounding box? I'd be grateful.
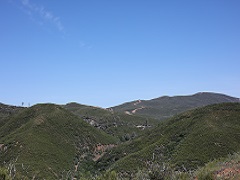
[0,0,240,107]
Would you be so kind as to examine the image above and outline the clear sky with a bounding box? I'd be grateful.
[0,0,240,107]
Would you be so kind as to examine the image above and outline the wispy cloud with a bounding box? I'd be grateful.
[79,41,93,50]
[20,0,64,32]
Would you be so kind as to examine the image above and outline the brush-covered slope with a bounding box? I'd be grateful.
[64,103,158,141]
[97,103,240,173]
[0,104,117,179]
[194,152,240,179]
[0,103,24,121]
[112,92,239,120]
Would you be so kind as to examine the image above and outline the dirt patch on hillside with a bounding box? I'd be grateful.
[214,162,240,179]
[34,115,45,125]
[93,144,116,161]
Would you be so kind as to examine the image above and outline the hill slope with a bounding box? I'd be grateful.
[112,92,239,120]
[0,103,24,121]
[63,103,158,141]
[0,104,117,179]
[97,103,240,174]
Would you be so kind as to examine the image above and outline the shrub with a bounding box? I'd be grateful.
[96,170,118,180]
[0,167,11,180]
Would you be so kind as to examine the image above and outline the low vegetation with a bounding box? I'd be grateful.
[64,102,158,141]
[0,104,117,179]
[98,103,240,176]
[0,100,240,179]
[195,152,240,180]
[0,103,24,126]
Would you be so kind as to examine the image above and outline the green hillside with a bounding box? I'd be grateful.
[0,103,24,121]
[112,92,240,120]
[1,101,240,179]
[97,103,240,175]
[0,104,117,179]
[64,103,158,141]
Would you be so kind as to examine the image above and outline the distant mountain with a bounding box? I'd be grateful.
[112,92,240,120]
[63,103,158,141]
[0,104,117,179]
[97,103,240,175]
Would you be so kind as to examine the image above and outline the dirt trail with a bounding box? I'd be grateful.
[133,100,142,106]
[131,100,145,114]
[125,111,132,115]
[132,106,145,114]
[124,100,145,115]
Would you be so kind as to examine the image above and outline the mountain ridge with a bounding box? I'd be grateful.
[111,92,240,120]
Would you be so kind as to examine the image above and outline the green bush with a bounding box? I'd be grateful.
[197,171,214,180]
[96,170,118,180]
[0,167,11,180]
